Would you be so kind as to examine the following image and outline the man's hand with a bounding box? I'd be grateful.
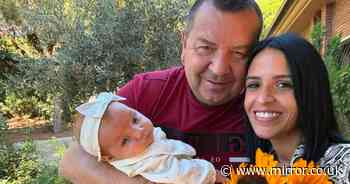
[59,142,152,184]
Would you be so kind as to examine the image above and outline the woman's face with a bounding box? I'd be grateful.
[244,48,299,141]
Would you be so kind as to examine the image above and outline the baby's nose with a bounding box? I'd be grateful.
[133,129,145,139]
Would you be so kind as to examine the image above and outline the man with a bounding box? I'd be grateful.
[59,0,262,183]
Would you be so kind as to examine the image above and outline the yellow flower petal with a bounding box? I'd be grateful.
[226,148,332,184]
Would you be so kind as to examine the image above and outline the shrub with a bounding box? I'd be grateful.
[0,92,53,119]
[0,139,71,184]
[32,165,69,184]
[310,23,350,139]
[0,139,38,183]
[324,36,350,139]
[0,113,7,136]
[0,117,70,184]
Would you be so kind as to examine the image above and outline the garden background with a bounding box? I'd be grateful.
[0,0,348,183]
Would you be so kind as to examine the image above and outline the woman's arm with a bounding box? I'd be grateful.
[59,142,153,184]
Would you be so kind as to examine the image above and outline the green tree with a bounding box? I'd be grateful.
[0,0,22,25]
[4,0,189,132]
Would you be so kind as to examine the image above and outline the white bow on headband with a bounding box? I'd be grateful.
[76,92,126,161]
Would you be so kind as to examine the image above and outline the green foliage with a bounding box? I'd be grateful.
[0,113,8,143]
[0,140,38,183]
[0,18,45,109]
[325,45,350,138]
[0,113,7,130]
[0,35,42,58]
[0,0,22,25]
[3,0,189,125]
[0,114,67,183]
[0,136,70,184]
[0,92,53,119]
[310,22,326,51]
[310,23,350,139]
[32,166,69,184]
[47,138,68,159]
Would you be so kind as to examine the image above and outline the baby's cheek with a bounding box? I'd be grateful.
[136,144,145,153]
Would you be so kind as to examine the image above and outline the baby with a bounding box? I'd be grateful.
[75,92,225,184]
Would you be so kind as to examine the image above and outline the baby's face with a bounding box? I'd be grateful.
[99,102,154,161]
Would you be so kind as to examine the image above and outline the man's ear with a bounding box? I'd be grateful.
[180,31,187,65]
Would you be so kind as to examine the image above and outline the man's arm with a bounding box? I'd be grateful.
[59,142,152,184]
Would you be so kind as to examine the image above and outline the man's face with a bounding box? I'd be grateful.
[181,2,260,106]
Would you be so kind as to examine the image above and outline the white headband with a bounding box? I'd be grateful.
[76,92,126,161]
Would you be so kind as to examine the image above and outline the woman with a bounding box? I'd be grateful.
[244,33,350,183]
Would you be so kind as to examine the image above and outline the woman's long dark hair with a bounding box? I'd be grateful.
[245,33,346,163]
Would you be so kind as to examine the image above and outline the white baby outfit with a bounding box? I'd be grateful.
[76,92,216,184]
[111,127,216,184]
